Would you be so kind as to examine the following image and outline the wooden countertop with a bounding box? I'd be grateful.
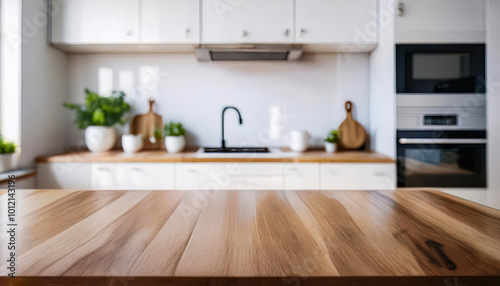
[1,189,499,285]
[35,148,394,163]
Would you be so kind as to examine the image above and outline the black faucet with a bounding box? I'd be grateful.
[221,106,243,149]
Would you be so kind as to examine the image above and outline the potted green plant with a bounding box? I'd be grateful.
[324,130,340,153]
[0,133,18,173]
[164,121,186,153]
[64,89,130,153]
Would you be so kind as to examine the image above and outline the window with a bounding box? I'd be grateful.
[0,0,21,144]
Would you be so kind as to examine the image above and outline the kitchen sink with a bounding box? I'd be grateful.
[203,147,270,153]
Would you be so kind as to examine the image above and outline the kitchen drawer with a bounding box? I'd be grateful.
[320,163,396,190]
[176,163,283,190]
[284,163,320,190]
[91,163,118,190]
[91,163,175,190]
[115,163,175,190]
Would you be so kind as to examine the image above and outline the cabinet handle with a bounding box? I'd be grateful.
[284,29,290,37]
[97,167,110,171]
[300,29,306,36]
[126,29,133,36]
[287,167,299,172]
[130,168,143,172]
[186,28,191,37]
[397,2,404,17]
[242,30,248,37]
[374,172,387,177]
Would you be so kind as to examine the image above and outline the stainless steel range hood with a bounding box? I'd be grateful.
[195,44,303,61]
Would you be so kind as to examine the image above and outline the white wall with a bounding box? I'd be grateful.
[20,0,69,167]
[369,0,396,158]
[487,0,500,209]
[67,53,371,148]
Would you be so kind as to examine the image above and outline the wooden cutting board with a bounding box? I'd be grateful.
[338,101,366,150]
[130,100,163,150]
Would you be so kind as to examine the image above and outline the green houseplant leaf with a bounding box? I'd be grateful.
[324,130,340,143]
[164,122,186,137]
[63,89,131,130]
[0,133,17,154]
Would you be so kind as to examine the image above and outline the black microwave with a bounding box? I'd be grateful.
[396,44,486,94]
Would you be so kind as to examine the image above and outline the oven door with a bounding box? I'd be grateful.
[396,44,486,94]
[397,131,487,188]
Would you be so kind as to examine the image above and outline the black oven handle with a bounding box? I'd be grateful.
[398,138,487,145]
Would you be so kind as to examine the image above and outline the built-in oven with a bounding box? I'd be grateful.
[397,107,487,188]
[396,44,486,94]
[397,130,487,188]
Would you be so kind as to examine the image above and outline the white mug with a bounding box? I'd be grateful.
[289,130,310,152]
[122,134,144,153]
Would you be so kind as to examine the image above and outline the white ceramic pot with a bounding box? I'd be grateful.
[0,153,18,173]
[289,130,310,152]
[165,136,186,153]
[324,142,336,153]
[85,126,116,153]
[122,134,143,153]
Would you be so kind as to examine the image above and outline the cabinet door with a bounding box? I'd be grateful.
[37,163,92,189]
[176,163,283,190]
[284,163,320,190]
[115,163,175,190]
[142,0,200,43]
[201,0,294,44]
[396,0,485,43]
[320,163,396,190]
[91,163,119,190]
[51,0,139,43]
[296,0,378,44]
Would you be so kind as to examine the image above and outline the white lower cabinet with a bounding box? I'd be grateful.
[176,163,283,191]
[320,163,396,190]
[38,161,397,191]
[284,163,320,190]
[91,163,175,190]
[37,163,92,189]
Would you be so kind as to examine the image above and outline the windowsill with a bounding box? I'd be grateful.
[0,168,36,184]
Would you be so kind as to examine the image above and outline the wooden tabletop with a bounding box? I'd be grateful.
[35,148,395,163]
[1,189,499,285]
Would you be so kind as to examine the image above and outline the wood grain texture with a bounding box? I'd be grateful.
[1,189,499,285]
[338,101,367,150]
[129,99,163,150]
[35,149,394,163]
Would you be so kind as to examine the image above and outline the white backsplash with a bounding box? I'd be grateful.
[67,53,370,148]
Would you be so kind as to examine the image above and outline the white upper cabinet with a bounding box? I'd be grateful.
[51,0,139,43]
[295,0,378,44]
[50,0,382,50]
[201,0,294,44]
[142,0,200,43]
[395,0,486,43]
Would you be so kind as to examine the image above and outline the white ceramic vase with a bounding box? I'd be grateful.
[324,142,336,153]
[0,153,18,173]
[85,126,116,153]
[165,136,185,153]
[122,134,143,153]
